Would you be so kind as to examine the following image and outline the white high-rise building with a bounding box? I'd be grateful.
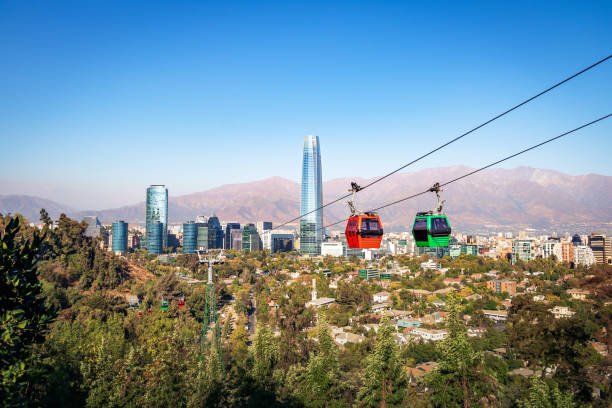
[574,245,595,266]
[542,241,563,261]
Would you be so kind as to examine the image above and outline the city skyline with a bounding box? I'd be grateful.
[1,2,611,209]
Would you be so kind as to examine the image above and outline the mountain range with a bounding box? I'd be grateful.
[2,166,611,231]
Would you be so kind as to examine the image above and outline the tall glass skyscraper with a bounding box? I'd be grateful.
[207,215,224,249]
[183,221,198,254]
[300,135,323,256]
[148,222,164,254]
[111,221,128,254]
[225,223,241,249]
[146,185,168,250]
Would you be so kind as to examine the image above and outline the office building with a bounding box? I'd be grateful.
[542,241,563,261]
[588,234,608,264]
[321,241,345,257]
[256,221,273,237]
[183,221,198,254]
[486,279,517,296]
[561,242,574,264]
[359,268,379,280]
[299,135,323,256]
[512,239,535,264]
[146,185,168,250]
[242,224,261,252]
[230,228,243,251]
[225,223,240,249]
[197,225,209,250]
[83,216,103,238]
[147,221,164,254]
[167,233,180,249]
[111,221,128,254]
[207,215,224,249]
[571,234,582,246]
[449,244,462,259]
[128,233,141,249]
[262,230,294,254]
[574,245,595,266]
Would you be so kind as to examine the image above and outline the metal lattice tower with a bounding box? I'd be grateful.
[197,251,225,366]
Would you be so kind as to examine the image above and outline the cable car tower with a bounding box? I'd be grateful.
[196,250,226,365]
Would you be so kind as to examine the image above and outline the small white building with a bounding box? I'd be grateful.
[371,302,390,313]
[373,291,390,304]
[412,328,448,342]
[482,310,508,322]
[550,306,575,319]
[363,323,380,333]
[321,242,345,257]
[421,259,440,271]
[335,332,365,345]
[306,278,335,308]
[567,288,590,300]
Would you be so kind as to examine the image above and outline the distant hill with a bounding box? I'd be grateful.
[0,195,75,222]
[4,167,612,231]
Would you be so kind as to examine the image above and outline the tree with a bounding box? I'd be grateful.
[251,323,279,387]
[0,217,55,406]
[356,318,410,407]
[507,294,555,369]
[301,315,340,407]
[423,294,495,407]
[518,377,574,408]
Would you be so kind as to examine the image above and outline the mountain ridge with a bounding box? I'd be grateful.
[2,166,611,231]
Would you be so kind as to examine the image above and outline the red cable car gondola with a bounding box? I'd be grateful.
[344,182,384,249]
[177,297,185,309]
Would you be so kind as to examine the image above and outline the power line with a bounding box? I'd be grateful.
[272,54,612,231]
[319,113,612,231]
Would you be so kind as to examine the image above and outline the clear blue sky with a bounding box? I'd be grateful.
[1,0,611,209]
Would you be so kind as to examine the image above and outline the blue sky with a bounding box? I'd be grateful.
[1,0,611,209]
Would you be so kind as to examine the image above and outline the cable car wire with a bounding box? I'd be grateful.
[318,112,612,231]
[271,54,612,231]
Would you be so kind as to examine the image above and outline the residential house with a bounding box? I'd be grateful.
[412,328,448,342]
[335,332,365,345]
[482,310,508,322]
[550,306,575,319]
[373,291,390,304]
[567,288,590,301]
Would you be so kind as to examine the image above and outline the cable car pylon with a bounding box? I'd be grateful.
[197,250,225,368]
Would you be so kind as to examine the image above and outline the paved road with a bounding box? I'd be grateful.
[247,294,256,340]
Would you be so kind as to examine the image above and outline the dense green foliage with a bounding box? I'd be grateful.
[0,217,55,407]
[2,211,612,407]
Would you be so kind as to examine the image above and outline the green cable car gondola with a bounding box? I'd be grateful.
[161,300,169,311]
[412,183,452,247]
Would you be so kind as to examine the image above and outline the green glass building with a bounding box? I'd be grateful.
[358,268,379,280]
[242,224,261,252]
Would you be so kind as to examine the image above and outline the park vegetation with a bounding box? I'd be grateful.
[1,211,612,407]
